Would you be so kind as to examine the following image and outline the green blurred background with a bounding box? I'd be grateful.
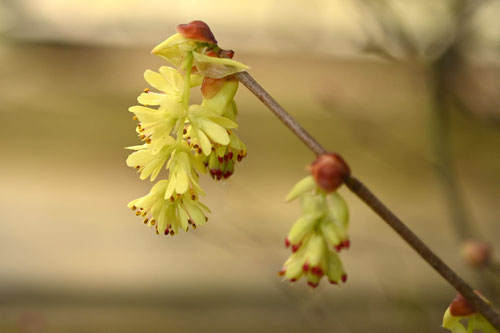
[0,0,499,332]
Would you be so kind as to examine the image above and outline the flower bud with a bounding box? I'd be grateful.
[310,153,350,192]
[176,20,218,44]
[449,293,476,317]
[461,240,492,268]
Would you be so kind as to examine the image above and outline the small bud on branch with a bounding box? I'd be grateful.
[309,153,350,192]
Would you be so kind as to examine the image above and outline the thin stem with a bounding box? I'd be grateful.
[235,72,326,156]
[235,70,500,331]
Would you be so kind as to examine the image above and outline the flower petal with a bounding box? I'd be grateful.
[285,176,316,202]
[144,70,169,92]
[137,92,162,106]
[197,130,212,156]
[193,52,249,79]
[200,120,230,145]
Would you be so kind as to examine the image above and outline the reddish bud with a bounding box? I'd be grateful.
[201,77,227,99]
[341,274,348,283]
[309,153,350,192]
[285,238,291,248]
[176,20,218,44]
[461,240,492,268]
[449,293,476,317]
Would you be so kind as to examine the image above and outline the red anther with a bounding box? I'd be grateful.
[285,238,291,248]
[290,278,297,283]
[217,156,224,163]
[237,154,243,162]
[311,266,324,276]
[169,230,175,235]
[302,262,310,272]
[449,293,477,317]
[341,274,348,283]
[223,171,232,179]
[335,244,342,252]
[307,281,319,289]
[329,280,338,285]
[291,243,302,253]
[219,49,234,59]
[343,239,350,249]
[278,269,286,277]
[201,77,226,99]
[203,162,208,167]
[176,20,218,44]
[309,153,350,192]
[224,154,230,162]
[164,229,170,235]
[228,152,233,160]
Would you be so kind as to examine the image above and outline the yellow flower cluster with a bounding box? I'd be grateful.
[127,22,249,235]
[280,176,350,288]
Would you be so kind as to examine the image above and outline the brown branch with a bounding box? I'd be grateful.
[235,70,500,331]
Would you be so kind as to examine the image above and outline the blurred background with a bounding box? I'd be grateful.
[0,0,499,332]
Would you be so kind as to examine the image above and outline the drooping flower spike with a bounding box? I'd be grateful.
[280,153,351,288]
[126,21,249,235]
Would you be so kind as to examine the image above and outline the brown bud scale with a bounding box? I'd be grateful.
[309,153,350,192]
[176,20,218,44]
